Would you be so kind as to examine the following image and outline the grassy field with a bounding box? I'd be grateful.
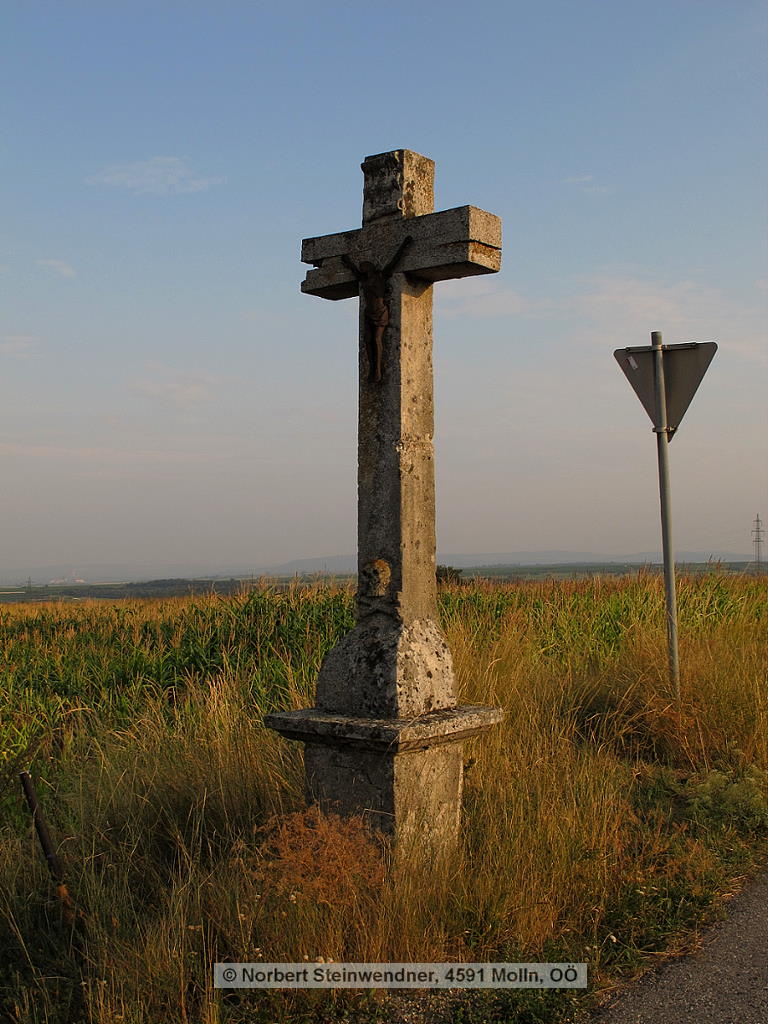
[1,574,766,1023]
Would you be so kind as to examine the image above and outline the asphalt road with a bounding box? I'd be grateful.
[591,870,768,1024]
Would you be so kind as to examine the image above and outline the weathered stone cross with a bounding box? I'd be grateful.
[266,150,503,847]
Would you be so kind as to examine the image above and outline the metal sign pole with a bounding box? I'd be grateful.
[615,333,716,702]
[651,331,680,700]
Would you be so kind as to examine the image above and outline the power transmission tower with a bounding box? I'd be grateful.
[753,514,764,574]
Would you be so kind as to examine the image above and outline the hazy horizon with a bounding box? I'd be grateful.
[1,547,757,587]
[3,2,765,581]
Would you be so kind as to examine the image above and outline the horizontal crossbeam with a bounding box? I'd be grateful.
[301,205,502,300]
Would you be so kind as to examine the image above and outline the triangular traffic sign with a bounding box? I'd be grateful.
[614,341,717,438]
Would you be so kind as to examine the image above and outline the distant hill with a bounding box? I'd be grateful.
[1,550,753,587]
[261,555,357,576]
[261,550,753,575]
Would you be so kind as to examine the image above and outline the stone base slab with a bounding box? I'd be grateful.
[264,704,503,752]
[303,741,463,840]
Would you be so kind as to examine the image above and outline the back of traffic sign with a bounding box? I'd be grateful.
[614,341,717,437]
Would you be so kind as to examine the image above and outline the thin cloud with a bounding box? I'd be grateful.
[1,335,40,357]
[567,273,767,366]
[0,441,215,463]
[0,440,275,472]
[37,259,76,278]
[570,275,738,336]
[573,275,712,328]
[87,157,226,196]
[561,174,613,195]
[131,365,217,407]
[437,278,541,319]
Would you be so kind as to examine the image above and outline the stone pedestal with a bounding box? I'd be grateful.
[265,706,503,842]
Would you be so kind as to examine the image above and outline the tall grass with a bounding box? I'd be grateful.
[0,575,766,1022]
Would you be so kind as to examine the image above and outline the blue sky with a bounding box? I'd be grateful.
[2,1,766,579]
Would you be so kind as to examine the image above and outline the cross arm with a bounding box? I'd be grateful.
[301,206,502,300]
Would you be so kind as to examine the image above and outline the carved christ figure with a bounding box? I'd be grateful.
[342,236,413,383]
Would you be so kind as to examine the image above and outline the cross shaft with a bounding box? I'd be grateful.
[300,151,501,692]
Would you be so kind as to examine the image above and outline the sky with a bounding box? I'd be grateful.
[2,0,766,580]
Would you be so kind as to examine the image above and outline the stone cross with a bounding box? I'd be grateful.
[266,150,503,847]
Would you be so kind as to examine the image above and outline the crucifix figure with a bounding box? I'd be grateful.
[342,235,413,383]
[265,150,503,848]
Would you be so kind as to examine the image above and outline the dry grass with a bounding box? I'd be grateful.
[0,574,766,1022]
